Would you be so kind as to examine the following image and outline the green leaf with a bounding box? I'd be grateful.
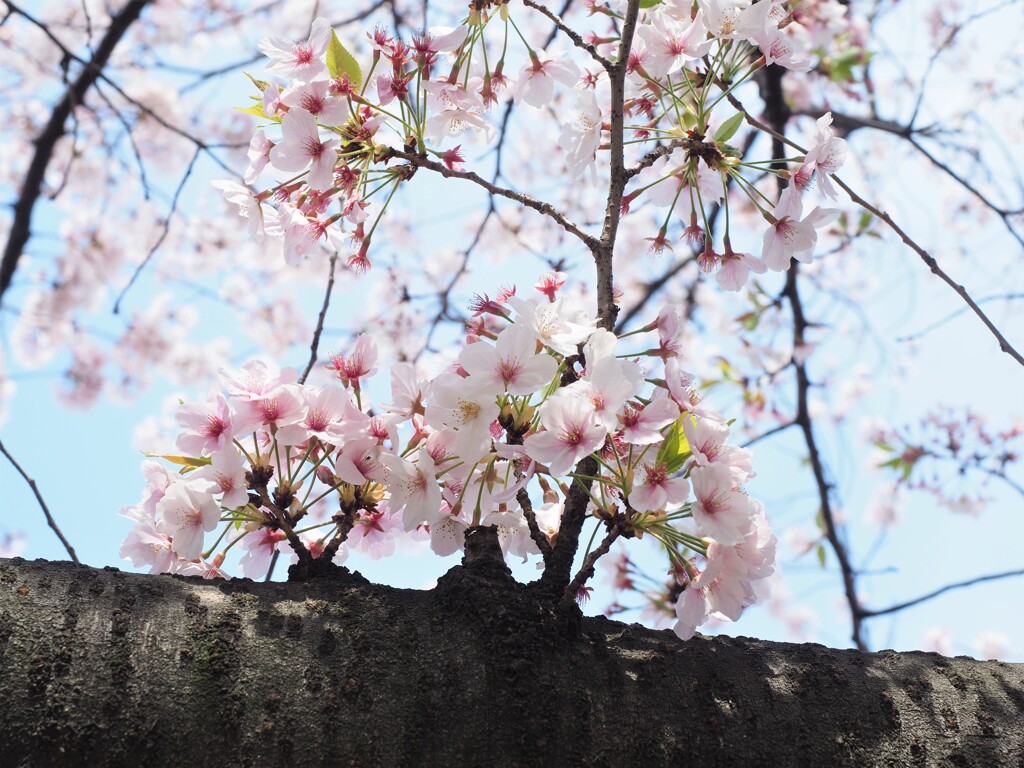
[656,416,692,475]
[714,112,744,144]
[143,452,212,469]
[235,104,268,119]
[243,71,270,93]
[816,543,827,568]
[639,0,663,7]
[327,29,363,91]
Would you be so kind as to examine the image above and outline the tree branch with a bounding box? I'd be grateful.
[0,438,78,563]
[522,0,611,69]
[0,0,150,304]
[388,149,599,250]
[299,251,339,384]
[729,95,1024,368]
[860,567,1024,618]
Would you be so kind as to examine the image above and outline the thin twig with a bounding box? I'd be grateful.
[560,523,621,610]
[0,438,79,563]
[389,149,599,249]
[898,293,1024,343]
[522,0,611,69]
[113,146,202,313]
[263,550,279,581]
[300,252,340,384]
[860,568,1024,618]
[517,487,552,560]
[729,95,1024,368]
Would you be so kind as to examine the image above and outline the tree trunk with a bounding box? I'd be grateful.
[1,555,1021,767]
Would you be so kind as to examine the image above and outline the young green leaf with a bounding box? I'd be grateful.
[656,416,692,475]
[714,112,745,144]
[327,29,363,91]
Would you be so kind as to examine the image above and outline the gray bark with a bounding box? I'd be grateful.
[1,554,1022,767]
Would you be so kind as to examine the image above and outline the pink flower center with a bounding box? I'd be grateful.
[299,93,325,115]
[497,359,522,384]
[560,425,585,448]
[307,409,329,432]
[204,415,227,440]
[302,136,327,159]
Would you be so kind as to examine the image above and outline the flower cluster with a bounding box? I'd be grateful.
[216,2,856,285]
[121,275,775,640]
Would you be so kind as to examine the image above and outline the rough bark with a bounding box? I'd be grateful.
[1,555,1022,767]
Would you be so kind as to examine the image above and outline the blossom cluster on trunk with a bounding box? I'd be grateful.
[121,274,774,640]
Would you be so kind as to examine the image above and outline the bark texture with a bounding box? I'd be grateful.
[1,555,1022,767]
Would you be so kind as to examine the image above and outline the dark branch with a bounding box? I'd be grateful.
[0,0,150,303]
[300,252,340,384]
[860,568,1024,618]
[0,438,79,563]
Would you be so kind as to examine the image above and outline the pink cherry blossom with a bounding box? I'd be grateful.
[232,383,306,435]
[239,527,287,579]
[795,112,848,199]
[524,392,607,477]
[382,362,429,418]
[535,271,567,301]
[280,79,349,126]
[514,51,580,108]
[381,449,443,530]
[245,132,274,184]
[327,333,378,387]
[275,385,354,446]
[716,247,767,291]
[505,295,596,357]
[119,511,176,574]
[175,391,233,456]
[269,108,340,191]
[220,360,298,402]
[212,180,272,242]
[689,463,754,545]
[762,187,839,271]
[334,436,385,484]
[155,481,221,561]
[348,506,401,559]
[558,90,602,179]
[673,586,709,641]
[259,17,331,81]
[635,12,711,78]
[629,461,690,513]
[424,372,499,461]
[191,448,249,510]
[620,396,679,444]
[458,324,558,396]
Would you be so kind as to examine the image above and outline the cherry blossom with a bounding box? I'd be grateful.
[259,17,331,81]
[280,79,349,126]
[458,324,558,396]
[175,391,233,456]
[690,463,755,545]
[424,373,500,461]
[514,51,580,108]
[505,295,597,357]
[269,108,340,191]
[381,449,443,530]
[524,392,607,477]
[191,448,249,510]
[558,90,603,180]
[795,113,848,199]
[762,187,839,271]
[155,481,221,561]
